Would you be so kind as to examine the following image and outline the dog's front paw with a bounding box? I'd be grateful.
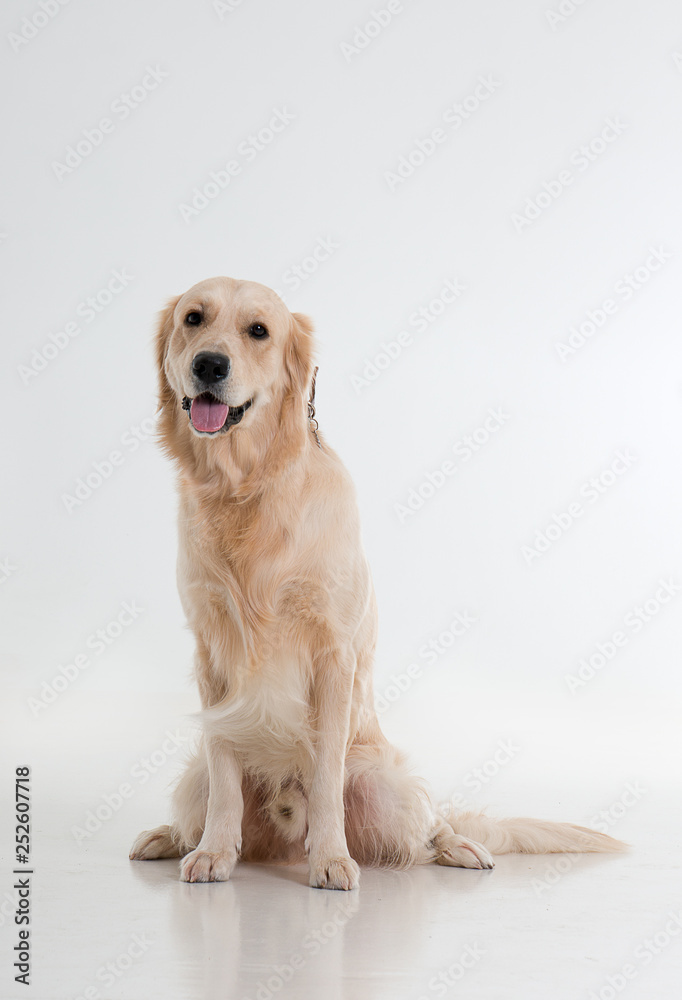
[309,854,360,890]
[180,848,237,883]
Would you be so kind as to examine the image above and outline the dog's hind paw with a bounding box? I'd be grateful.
[129,825,181,860]
[435,834,495,870]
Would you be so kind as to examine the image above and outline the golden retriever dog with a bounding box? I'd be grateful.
[130,276,624,889]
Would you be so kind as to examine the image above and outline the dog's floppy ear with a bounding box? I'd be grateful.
[284,312,315,397]
[155,295,180,412]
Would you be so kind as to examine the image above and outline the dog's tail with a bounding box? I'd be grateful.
[443,808,627,855]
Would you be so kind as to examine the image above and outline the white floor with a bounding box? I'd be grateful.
[2,695,680,1000]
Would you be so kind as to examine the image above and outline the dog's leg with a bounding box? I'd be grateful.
[179,737,243,883]
[343,740,442,869]
[305,651,360,890]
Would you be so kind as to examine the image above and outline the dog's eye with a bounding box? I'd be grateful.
[185,311,202,326]
[249,323,269,339]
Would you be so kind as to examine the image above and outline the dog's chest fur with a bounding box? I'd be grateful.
[202,632,315,782]
[178,523,316,776]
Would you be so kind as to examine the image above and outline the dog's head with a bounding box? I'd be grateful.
[156,277,314,443]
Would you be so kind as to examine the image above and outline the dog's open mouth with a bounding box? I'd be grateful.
[181,393,252,435]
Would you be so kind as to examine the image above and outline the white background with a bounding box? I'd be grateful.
[1,1,682,996]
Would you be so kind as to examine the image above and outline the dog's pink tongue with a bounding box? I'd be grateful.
[191,397,229,433]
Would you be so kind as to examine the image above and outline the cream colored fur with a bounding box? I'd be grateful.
[130,276,625,889]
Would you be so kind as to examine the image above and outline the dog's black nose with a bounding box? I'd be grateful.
[191,351,230,384]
